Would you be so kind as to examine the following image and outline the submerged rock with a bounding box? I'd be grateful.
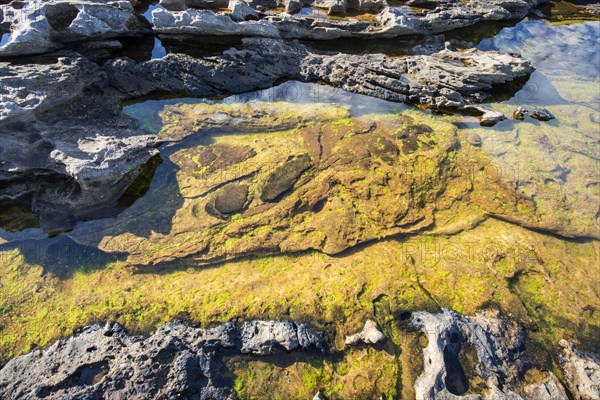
[260,154,313,202]
[152,7,279,37]
[0,35,536,232]
[214,183,250,215]
[513,106,555,121]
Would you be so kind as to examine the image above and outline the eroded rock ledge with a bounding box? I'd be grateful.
[151,0,547,40]
[0,0,547,56]
[0,319,326,400]
[0,36,533,235]
[1,310,597,399]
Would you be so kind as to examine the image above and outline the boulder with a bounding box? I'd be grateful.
[345,319,386,346]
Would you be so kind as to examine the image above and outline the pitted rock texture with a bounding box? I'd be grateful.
[1,310,595,400]
[344,319,386,346]
[0,320,326,400]
[150,0,548,40]
[559,340,600,400]
[0,0,150,57]
[104,38,534,116]
[0,36,534,234]
[411,309,571,400]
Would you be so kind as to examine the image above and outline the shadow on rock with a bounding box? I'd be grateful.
[0,236,127,279]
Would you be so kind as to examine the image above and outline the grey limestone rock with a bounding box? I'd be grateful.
[0,319,326,400]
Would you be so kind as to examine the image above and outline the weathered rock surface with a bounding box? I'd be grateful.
[559,340,600,400]
[0,35,535,234]
[240,320,327,355]
[104,38,534,117]
[152,7,279,37]
[0,319,326,400]
[211,183,250,215]
[0,0,150,57]
[0,53,159,234]
[411,309,571,400]
[344,319,386,346]
[150,0,548,40]
[69,101,551,265]
[0,55,99,124]
[2,310,594,400]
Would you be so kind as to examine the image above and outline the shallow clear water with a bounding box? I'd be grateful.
[0,33,10,47]
[1,19,599,269]
[480,20,600,106]
[123,81,409,134]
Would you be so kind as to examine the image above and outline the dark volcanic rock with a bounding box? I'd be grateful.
[260,154,313,202]
[0,319,326,400]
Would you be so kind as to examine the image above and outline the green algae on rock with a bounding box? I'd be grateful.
[72,101,546,267]
[0,218,598,397]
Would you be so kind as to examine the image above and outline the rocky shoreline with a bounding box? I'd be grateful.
[1,310,598,399]
[0,1,598,399]
[0,0,546,235]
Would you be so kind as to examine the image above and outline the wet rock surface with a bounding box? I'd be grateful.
[0,35,534,232]
[68,101,560,265]
[0,319,326,400]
